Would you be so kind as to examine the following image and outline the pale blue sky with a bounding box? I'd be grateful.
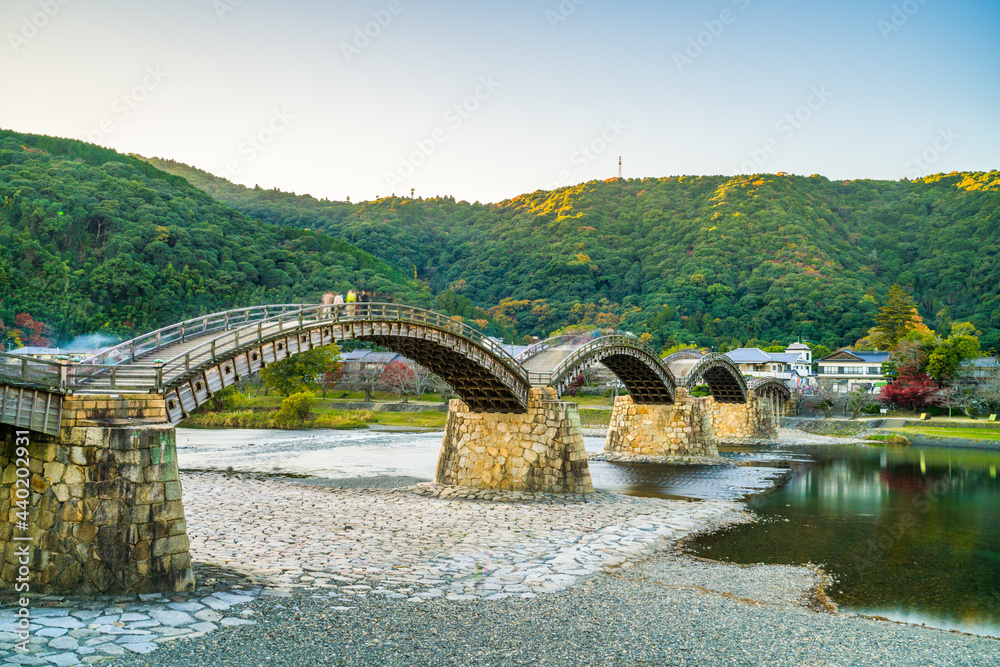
[1,0,997,203]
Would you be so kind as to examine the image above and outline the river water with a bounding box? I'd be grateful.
[176,427,1000,639]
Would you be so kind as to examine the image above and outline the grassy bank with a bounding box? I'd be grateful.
[579,407,612,427]
[895,426,1000,441]
[182,394,448,430]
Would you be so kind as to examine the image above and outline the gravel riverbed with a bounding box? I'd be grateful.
[6,439,999,666]
[103,546,998,667]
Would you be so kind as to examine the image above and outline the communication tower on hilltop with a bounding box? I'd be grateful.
[618,156,622,180]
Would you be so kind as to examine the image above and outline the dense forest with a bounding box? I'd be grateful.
[145,157,1000,352]
[0,130,432,347]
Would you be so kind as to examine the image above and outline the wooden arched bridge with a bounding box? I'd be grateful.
[0,303,788,597]
[0,303,758,434]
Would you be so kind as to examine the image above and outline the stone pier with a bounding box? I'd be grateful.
[0,395,194,595]
[435,387,593,493]
[604,391,718,457]
[709,392,778,440]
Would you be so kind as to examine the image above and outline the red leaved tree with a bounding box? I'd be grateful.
[880,370,942,410]
[379,361,417,403]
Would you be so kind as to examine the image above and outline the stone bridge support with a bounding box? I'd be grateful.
[708,391,778,440]
[1,396,194,595]
[604,390,718,457]
[436,388,593,493]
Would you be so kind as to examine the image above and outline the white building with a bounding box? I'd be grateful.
[724,343,815,388]
[815,349,890,393]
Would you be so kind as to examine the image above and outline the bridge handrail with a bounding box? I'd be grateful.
[3,303,530,394]
[0,351,66,388]
[514,335,575,363]
[152,302,528,390]
[77,304,306,366]
[535,333,654,387]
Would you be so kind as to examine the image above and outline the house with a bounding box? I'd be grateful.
[339,349,410,376]
[724,343,815,388]
[959,356,999,387]
[815,349,890,393]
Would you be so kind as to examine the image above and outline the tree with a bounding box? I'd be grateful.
[343,365,383,402]
[880,369,942,410]
[259,345,342,396]
[318,365,344,398]
[861,285,926,350]
[379,361,417,402]
[807,387,835,418]
[410,364,450,400]
[846,387,870,419]
[925,322,981,382]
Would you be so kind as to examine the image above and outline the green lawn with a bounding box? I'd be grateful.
[570,395,615,407]
[369,411,447,429]
[579,407,612,426]
[896,426,1000,441]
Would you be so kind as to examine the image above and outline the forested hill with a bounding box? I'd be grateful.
[144,157,1000,352]
[0,130,431,346]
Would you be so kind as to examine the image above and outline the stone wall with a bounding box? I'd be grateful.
[0,395,194,595]
[435,388,593,493]
[604,391,718,457]
[709,391,777,440]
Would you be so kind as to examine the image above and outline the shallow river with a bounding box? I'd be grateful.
[176,427,1000,639]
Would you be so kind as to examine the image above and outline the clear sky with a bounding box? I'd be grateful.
[1,0,997,203]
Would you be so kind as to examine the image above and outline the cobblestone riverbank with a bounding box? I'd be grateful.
[1,472,744,665]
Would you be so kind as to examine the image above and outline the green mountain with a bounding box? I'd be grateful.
[0,130,431,347]
[144,157,1000,352]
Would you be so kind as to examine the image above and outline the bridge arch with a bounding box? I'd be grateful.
[77,304,531,421]
[747,377,791,416]
[543,335,676,404]
[684,353,748,404]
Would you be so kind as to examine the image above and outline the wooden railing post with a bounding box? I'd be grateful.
[154,362,164,394]
[59,361,69,390]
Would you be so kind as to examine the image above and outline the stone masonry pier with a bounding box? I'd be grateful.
[709,392,778,441]
[0,395,194,595]
[435,388,593,493]
[604,391,718,458]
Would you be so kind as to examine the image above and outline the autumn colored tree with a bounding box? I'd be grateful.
[379,360,417,402]
[318,365,345,398]
[880,369,942,409]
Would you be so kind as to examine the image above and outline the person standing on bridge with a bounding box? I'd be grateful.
[358,290,371,317]
[346,289,357,317]
[333,291,345,319]
[321,292,336,319]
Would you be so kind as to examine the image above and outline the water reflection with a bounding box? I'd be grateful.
[688,443,1000,639]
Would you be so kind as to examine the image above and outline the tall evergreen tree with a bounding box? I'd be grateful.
[873,285,920,350]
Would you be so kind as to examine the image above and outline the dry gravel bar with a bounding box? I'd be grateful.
[3,469,998,666]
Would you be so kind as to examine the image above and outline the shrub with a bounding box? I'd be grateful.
[274,391,316,426]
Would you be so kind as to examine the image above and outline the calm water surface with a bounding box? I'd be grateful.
[177,428,1000,638]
